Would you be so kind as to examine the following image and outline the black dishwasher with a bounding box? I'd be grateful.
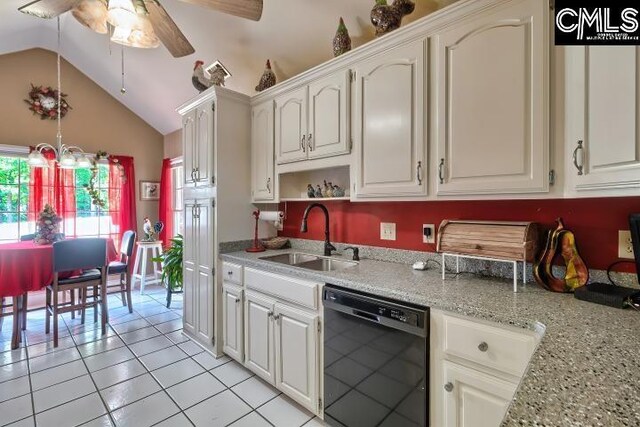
[322,284,429,427]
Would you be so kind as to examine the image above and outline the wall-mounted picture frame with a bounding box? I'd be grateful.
[139,181,160,201]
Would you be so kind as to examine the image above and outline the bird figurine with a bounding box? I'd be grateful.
[333,17,352,57]
[208,64,227,87]
[315,185,323,198]
[326,181,334,198]
[192,60,214,93]
[371,0,415,37]
[332,184,345,197]
[255,60,276,92]
[143,217,155,241]
[307,184,316,198]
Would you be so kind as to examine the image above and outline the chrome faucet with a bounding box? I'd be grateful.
[300,203,336,256]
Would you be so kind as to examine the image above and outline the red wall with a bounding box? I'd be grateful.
[279,197,640,273]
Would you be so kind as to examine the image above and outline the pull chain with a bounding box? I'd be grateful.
[120,46,126,94]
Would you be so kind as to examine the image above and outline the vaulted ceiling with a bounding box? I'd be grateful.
[0,0,456,134]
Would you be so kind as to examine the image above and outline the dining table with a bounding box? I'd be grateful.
[0,238,118,349]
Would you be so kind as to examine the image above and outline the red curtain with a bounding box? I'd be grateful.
[28,149,76,232]
[158,158,173,246]
[109,155,137,251]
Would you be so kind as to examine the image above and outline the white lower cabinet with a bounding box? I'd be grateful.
[222,282,243,363]
[442,361,517,427]
[274,302,319,412]
[244,291,276,384]
[430,310,541,427]
[227,268,322,416]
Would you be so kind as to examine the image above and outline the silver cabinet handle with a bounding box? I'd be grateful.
[191,205,196,218]
[572,140,584,176]
[301,135,306,153]
[438,159,445,184]
[273,313,281,321]
[478,342,488,352]
[195,204,201,219]
[234,297,240,303]
[416,161,423,185]
[444,382,454,392]
[267,311,274,318]
[190,169,196,182]
[227,271,233,276]
[266,177,271,193]
[195,167,200,181]
[307,134,313,151]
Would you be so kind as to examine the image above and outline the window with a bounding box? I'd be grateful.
[172,164,183,236]
[0,152,120,243]
[0,155,32,242]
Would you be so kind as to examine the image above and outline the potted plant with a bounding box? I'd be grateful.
[152,234,183,308]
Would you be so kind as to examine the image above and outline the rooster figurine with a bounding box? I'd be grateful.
[255,60,276,92]
[192,60,214,93]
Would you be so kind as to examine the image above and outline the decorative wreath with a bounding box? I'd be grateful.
[84,151,126,209]
[24,84,71,120]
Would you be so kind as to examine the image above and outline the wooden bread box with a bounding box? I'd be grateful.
[437,220,539,263]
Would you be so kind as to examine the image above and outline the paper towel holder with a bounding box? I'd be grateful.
[246,210,266,253]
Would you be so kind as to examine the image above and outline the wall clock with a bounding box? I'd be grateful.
[24,84,71,120]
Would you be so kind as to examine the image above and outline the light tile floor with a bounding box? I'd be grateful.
[0,285,324,427]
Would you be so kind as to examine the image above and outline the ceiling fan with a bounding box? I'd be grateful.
[18,0,264,57]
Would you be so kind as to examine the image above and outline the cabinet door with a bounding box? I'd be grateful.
[566,46,640,191]
[195,103,215,186]
[251,100,275,201]
[244,291,276,384]
[354,39,427,197]
[222,282,243,363]
[182,110,197,186]
[434,0,548,195]
[307,71,351,159]
[442,362,516,427]
[194,199,215,347]
[275,87,308,164]
[182,200,197,336]
[274,303,319,413]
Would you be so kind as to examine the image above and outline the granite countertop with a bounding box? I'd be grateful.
[221,249,640,427]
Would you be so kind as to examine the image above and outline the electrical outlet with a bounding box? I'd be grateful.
[380,222,396,241]
[618,230,634,259]
[422,224,435,244]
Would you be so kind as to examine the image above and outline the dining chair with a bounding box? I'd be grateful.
[46,238,108,347]
[107,230,137,314]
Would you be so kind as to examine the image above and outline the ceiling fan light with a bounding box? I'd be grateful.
[128,15,160,48]
[111,25,132,45]
[72,0,108,34]
[107,0,137,29]
[27,151,48,167]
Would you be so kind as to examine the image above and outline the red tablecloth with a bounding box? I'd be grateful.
[0,239,118,298]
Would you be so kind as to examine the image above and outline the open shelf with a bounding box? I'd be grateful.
[279,165,351,201]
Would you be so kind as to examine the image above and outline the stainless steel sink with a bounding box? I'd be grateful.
[296,258,358,272]
[259,252,320,265]
[259,252,358,272]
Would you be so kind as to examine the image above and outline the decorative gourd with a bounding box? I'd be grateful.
[533,218,588,292]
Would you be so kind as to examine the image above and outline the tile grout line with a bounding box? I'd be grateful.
[23,326,38,427]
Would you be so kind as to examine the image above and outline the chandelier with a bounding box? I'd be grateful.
[28,17,92,169]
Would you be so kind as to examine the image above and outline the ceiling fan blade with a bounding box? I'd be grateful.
[19,0,79,18]
[145,1,195,58]
[176,0,262,21]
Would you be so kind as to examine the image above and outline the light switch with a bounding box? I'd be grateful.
[380,223,396,241]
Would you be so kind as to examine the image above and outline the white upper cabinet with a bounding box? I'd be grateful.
[251,100,275,201]
[433,0,549,195]
[183,101,215,187]
[353,39,427,198]
[275,70,352,165]
[275,87,308,164]
[307,71,351,159]
[566,46,640,192]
